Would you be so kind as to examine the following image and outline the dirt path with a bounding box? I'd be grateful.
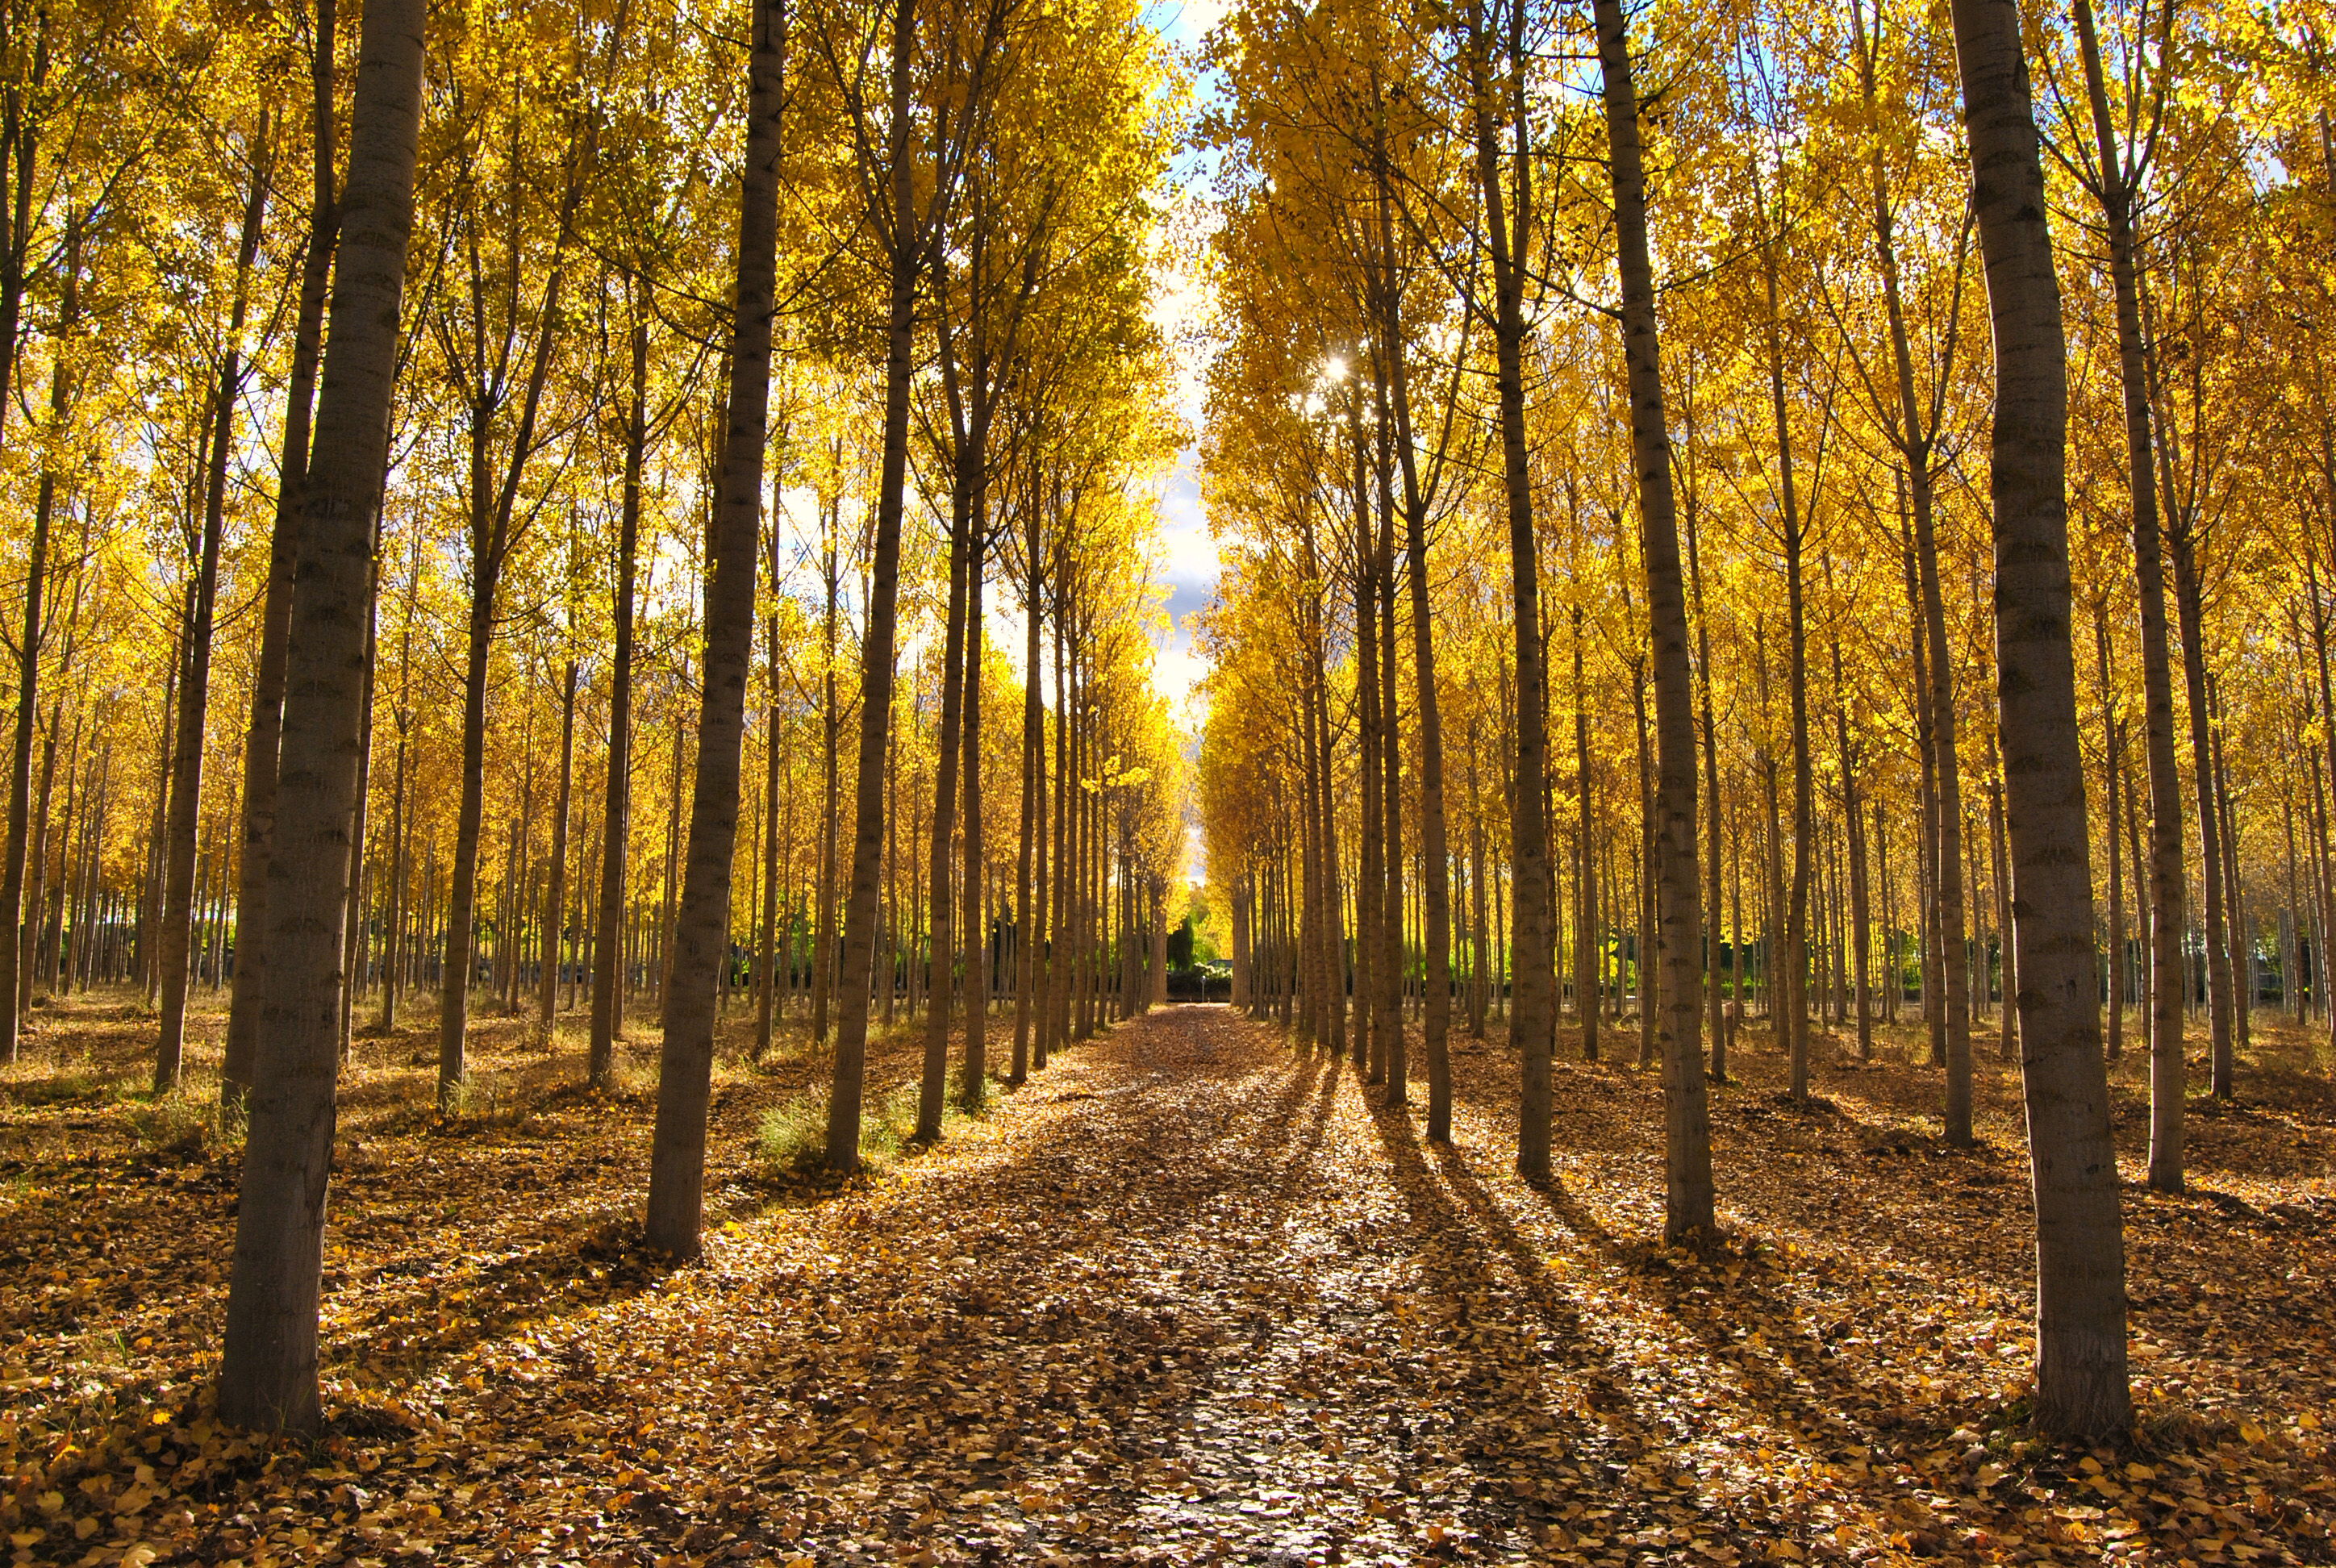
[464,1002,1627,1566]
[308,1004,1711,1567]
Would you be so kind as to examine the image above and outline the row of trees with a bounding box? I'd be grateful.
[0,0,1190,1432]
[1193,0,2334,1442]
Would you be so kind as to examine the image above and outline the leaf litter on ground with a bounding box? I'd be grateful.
[0,995,2330,1566]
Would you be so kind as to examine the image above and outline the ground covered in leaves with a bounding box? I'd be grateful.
[2,993,2331,1566]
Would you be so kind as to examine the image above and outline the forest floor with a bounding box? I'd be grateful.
[1,991,2332,1567]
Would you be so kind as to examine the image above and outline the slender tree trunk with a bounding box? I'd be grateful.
[827,0,921,1171]
[538,660,578,1028]
[1349,405,1382,1074]
[960,537,988,1105]
[1299,665,1329,1047]
[340,546,381,1054]
[436,586,498,1103]
[1044,603,1068,1068]
[1634,655,1658,1069]
[0,229,75,1065]
[1572,606,1597,1057]
[1012,544,1042,1082]
[23,678,64,1023]
[1829,628,1875,1061]
[811,519,841,1045]
[657,668,684,1002]
[1854,0,1971,1138]
[1948,0,2130,1437]
[915,487,973,1136]
[226,15,336,1103]
[643,0,785,1253]
[158,145,269,1088]
[1761,249,1814,1105]
[1469,739,1490,1040]
[1594,0,1712,1241]
[2097,606,2124,1062]
[2170,541,2234,1098]
[1687,475,1728,1080]
[1319,654,1346,1052]
[2214,688,2247,1061]
[219,0,423,1431]
[2068,0,2185,1186]
[1988,757,2017,1060]
[588,323,645,1085]
[754,532,784,1059]
[1371,186,1453,1123]
[376,562,417,1033]
[1466,0,1556,1179]
[1374,437,1404,1096]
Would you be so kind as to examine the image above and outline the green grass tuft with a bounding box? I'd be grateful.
[757,1079,987,1173]
[120,1091,244,1159]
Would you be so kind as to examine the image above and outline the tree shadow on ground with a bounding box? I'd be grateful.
[1363,1094,2008,1558]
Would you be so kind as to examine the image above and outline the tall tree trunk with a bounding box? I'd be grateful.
[1832,630,1875,1061]
[915,486,974,1136]
[158,143,269,1088]
[1572,604,1597,1057]
[1301,642,1330,1048]
[438,293,563,1101]
[811,510,841,1045]
[1634,653,1657,1069]
[1855,0,1972,1139]
[437,586,496,1102]
[1044,602,1069,1068]
[1349,398,1382,1073]
[1468,729,1490,1040]
[1012,536,1042,1082]
[2169,539,2234,1098]
[1947,0,2130,1439]
[960,537,988,1105]
[2214,705,2247,1061]
[827,0,921,1171]
[218,0,424,1431]
[0,223,76,1064]
[1988,755,2017,1060]
[340,544,382,1054]
[1762,248,1814,1105]
[539,660,578,1028]
[589,320,646,1086]
[2068,0,2184,1181]
[1687,465,1729,1080]
[1374,432,1404,1097]
[754,529,783,1059]
[2096,604,2124,1063]
[1466,0,1556,1179]
[1593,0,1712,1241]
[226,7,336,1103]
[1366,121,1453,1094]
[643,0,785,1253]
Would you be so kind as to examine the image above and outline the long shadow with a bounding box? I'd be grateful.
[1346,1102,1701,1552]
[322,1206,686,1385]
[1458,1028,2336,1447]
[1367,1095,2020,1549]
[372,1016,1260,1460]
[14,1008,1171,1451]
